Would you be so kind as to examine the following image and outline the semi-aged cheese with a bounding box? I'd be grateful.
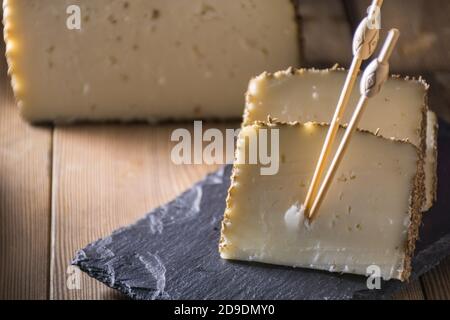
[244,67,437,211]
[220,122,424,281]
[244,68,427,147]
[3,0,300,122]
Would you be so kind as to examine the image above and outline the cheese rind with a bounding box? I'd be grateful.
[244,67,436,211]
[220,122,424,281]
[3,0,300,122]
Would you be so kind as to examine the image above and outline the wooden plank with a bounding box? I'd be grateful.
[393,281,425,300]
[345,0,450,74]
[421,258,450,300]
[0,46,52,299]
[50,121,430,300]
[298,0,353,68]
[50,122,235,299]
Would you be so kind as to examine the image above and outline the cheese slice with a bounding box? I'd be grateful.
[244,67,427,149]
[244,67,437,211]
[3,0,300,122]
[220,122,424,281]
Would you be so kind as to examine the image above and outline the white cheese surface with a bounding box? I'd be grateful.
[245,69,426,148]
[220,124,420,280]
[4,0,300,122]
[244,69,436,211]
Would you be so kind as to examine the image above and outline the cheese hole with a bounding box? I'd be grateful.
[108,56,118,66]
[107,14,118,24]
[151,9,161,20]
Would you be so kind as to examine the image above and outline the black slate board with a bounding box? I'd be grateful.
[73,119,450,300]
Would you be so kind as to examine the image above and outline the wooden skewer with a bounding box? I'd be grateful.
[308,29,400,222]
[302,0,383,219]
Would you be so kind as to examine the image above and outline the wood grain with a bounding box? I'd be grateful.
[393,281,425,300]
[50,122,235,299]
[47,121,430,300]
[0,50,52,299]
[421,258,450,300]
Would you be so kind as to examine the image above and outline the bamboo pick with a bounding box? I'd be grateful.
[302,0,383,218]
[308,29,400,222]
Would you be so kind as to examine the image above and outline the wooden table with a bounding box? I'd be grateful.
[0,55,448,301]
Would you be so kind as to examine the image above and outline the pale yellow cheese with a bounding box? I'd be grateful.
[244,68,436,211]
[3,0,300,122]
[220,123,423,281]
[244,68,427,148]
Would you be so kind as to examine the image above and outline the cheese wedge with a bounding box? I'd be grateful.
[244,67,437,211]
[220,122,424,281]
[3,0,300,122]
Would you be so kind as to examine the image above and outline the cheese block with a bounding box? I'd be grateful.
[244,67,437,211]
[220,122,424,281]
[3,0,300,123]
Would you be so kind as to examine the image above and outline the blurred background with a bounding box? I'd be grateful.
[302,0,450,122]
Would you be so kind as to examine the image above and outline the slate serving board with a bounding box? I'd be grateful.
[73,119,450,300]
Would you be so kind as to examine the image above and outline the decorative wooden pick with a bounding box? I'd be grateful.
[308,29,400,222]
[302,0,383,219]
